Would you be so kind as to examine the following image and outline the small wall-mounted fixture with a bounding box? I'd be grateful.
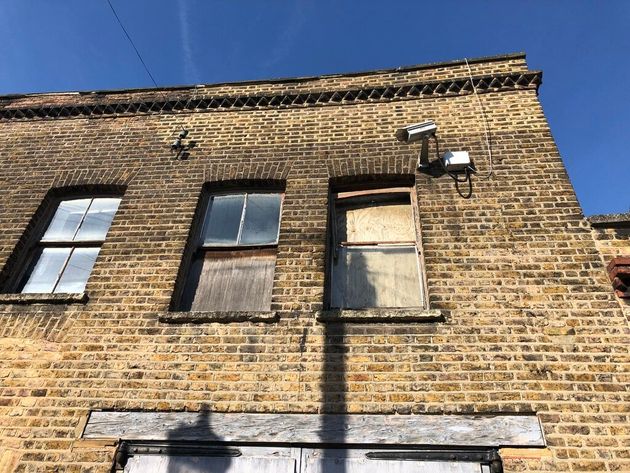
[442,150,472,172]
[396,120,437,168]
[171,129,196,159]
[395,120,476,199]
[607,256,630,298]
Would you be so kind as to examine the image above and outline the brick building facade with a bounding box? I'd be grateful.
[0,53,627,472]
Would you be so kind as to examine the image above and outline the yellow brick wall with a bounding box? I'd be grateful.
[0,55,627,472]
[591,221,630,320]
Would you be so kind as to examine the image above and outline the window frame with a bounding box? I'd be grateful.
[175,187,284,312]
[198,191,283,249]
[15,195,121,294]
[326,185,429,310]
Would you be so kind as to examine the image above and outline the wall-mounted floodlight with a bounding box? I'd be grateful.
[171,129,189,153]
[171,129,196,159]
[395,120,437,168]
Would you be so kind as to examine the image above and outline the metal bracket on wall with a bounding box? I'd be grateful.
[114,440,241,470]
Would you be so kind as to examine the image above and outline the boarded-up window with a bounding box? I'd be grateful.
[179,192,283,311]
[124,449,296,473]
[119,446,495,473]
[329,188,425,309]
[302,449,492,473]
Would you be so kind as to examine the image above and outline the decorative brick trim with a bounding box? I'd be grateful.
[0,71,541,122]
[204,162,293,183]
[51,170,137,189]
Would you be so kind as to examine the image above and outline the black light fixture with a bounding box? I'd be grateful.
[171,129,196,159]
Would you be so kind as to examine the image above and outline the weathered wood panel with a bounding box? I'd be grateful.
[303,449,490,473]
[331,246,423,308]
[337,201,415,243]
[84,412,545,447]
[190,250,276,311]
[123,447,488,473]
[304,454,482,473]
[124,454,295,473]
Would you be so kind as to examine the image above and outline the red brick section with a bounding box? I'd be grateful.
[605,257,630,297]
[592,219,630,303]
[0,54,628,472]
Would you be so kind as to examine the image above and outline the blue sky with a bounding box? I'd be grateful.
[1,0,628,216]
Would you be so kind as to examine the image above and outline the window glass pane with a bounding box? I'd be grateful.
[331,246,422,308]
[240,194,282,245]
[336,196,415,243]
[202,195,245,245]
[54,247,100,293]
[42,199,91,241]
[74,198,121,241]
[21,247,72,293]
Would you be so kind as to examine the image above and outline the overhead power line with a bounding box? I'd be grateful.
[105,0,191,136]
[105,0,161,90]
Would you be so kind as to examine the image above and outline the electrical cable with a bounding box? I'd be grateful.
[106,0,160,90]
[464,58,494,179]
[105,0,187,132]
[454,169,473,199]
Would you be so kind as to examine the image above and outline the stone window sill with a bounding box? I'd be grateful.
[0,292,88,305]
[316,308,444,323]
[159,311,278,324]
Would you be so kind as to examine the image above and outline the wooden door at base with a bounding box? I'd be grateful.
[123,446,297,473]
[122,447,492,473]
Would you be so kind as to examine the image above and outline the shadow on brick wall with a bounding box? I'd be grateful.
[164,408,233,472]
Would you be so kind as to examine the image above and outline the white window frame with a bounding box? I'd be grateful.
[17,196,121,294]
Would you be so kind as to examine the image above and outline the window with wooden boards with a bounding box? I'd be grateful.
[179,191,283,311]
[328,187,427,309]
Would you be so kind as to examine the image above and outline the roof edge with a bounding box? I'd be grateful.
[588,213,630,228]
[0,70,542,121]
[0,52,527,100]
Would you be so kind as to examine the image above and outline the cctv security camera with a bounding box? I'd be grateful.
[395,120,437,143]
[396,120,438,168]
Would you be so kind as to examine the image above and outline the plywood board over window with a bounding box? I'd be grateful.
[178,191,283,312]
[328,188,427,309]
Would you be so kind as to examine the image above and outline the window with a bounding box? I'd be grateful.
[328,187,426,309]
[18,197,121,294]
[178,191,283,311]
